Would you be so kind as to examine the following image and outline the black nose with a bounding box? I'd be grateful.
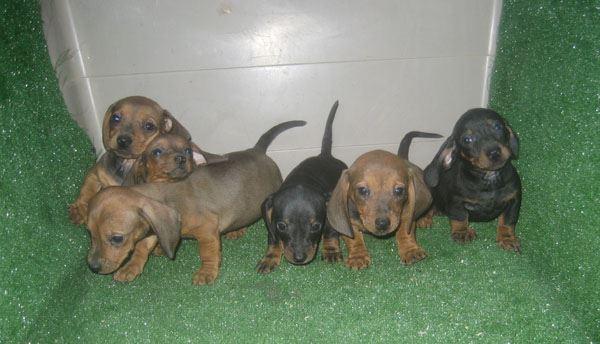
[175,155,187,165]
[487,148,501,162]
[293,251,307,263]
[116,135,132,149]
[88,260,101,274]
[375,217,390,231]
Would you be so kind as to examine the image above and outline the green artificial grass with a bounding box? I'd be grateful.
[0,1,598,343]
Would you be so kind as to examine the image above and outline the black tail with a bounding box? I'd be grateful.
[320,100,339,156]
[397,131,443,160]
[254,120,307,153]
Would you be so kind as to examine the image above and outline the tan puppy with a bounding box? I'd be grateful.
[327,132,440,270]
[85,121,305,285]
[68,96,222,225]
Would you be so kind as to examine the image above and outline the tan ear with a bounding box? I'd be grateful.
[410,169,433,219]
[138,197,181,259]
[161,110,191,140]
[326,170,354,238]
[400,175,417,235]
[102,101,117,150]
[191,143,228,166]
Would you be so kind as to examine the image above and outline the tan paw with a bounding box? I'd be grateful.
[416,216,433,228]
[68,203,86,225]
[451,228,477,243]
[113,265,142,282]
[152,245,165,256]
[497,236,521,253]
[256,257,279,274]
[321,250,343,263]
[224,228,246,240]
[345,254,371,270]
[400,247,427,265]
[192,268,218,285]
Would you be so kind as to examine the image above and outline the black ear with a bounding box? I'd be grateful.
[261,195,276,236]
[424,135,456,188]
[507,125,519,159]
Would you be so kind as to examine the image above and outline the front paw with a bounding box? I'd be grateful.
[152,245,166,256]
[400,247,427,265]
[451,228,477,243]
[192,268,218,285]
[416,216,433,229]
[321,250,343,263]
[113,265,142,282]
[345,254,371,270]
[224,228,246,240]
[497,236,521,253]
[256,257,279,274]
[68,203,86,225]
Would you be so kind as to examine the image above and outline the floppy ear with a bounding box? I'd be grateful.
[190,143,228,166]
[138,196,181,259]
[326,170,354,238]
[161,109,192,140]
[424,135,456,187]
[261,195,276,236]
[102,102,117,150]
[400,175,417,235]
[507,125,519,159]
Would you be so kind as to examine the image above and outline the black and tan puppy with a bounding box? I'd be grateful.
[68,96,223,225]
[257,101,347,273]
[424,108,522,252]
[85,120,305,285]
[327,131,442,270]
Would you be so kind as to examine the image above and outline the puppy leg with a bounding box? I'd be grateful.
[321,223,342,263]
[224,227,247,240]
[113,235,158,282]
[190,215,221,285]
[342,229,371,270]
[69,169,103,225]
[396,221,427,265]
[450,218,477,243]
[256,230,283,274]
[416,207,435,229]
[497,198,521,252]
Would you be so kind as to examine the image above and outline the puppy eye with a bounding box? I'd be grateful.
[110,235,124,245]
[276,221,287,232]
[110,113,121,123]
[357,186,370,197]
[493,122,503,131]
[463,135,475,144]
[393,186,405,197]
[184,148,193,156]
[144,122,156,132]
[151,148,163,157]
[310,223,322,232]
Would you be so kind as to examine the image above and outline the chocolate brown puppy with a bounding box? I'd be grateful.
[424,108,522,252]
[327,132,441,270]
[85,120,305,285]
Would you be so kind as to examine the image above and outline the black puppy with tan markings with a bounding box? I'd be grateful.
[85,120,305,285]
[257,101,347,273]
[424,108,522,252]
[327,131,442,270]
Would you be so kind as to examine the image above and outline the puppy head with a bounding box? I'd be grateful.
[131,134,206,183]
[425,108,519,186]
[102,96,191,158]
[262,185,328,265]
[327,150,415,237]
[86,187,180,275]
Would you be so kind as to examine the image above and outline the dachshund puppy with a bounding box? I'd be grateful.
[424,108,521,252]
[327,132,442,270]
[85,121,305,285]
[257,101,347,273]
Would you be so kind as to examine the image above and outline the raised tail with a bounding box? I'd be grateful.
[397,131,443,160]
[320,100,339,157]
[254,120,307,153]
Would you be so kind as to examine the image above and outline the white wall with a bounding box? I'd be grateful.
[42,0,502,176]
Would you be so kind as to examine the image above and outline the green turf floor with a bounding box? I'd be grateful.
[1,1,598,342]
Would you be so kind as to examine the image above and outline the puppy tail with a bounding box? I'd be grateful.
[398,131,443,160]
[254,120,306,153]
[320,100,339,157]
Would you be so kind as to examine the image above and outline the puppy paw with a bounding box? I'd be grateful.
[224,228,246,240]
[68,203,86,225]
[451,228,477,243]
[113,265,142,282]
[192,268,218,285]
[416,216,433,229]
[497,236,521,253]
[400,247,427,265]
[345,254,371,270]
[152,245,166,256]
[256,257,279,274]
[321,250,343,263]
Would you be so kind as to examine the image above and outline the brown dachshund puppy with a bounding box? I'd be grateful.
[85,120,305,285]
[327,132,441,270]
[68,96,223,225]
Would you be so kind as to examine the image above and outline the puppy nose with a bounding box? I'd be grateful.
[175,155,187,165]
[88,260,101,274]
[375,217,390,231]
[116,135,132,149]
[487,148,501,162]
[293,251,307,263]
